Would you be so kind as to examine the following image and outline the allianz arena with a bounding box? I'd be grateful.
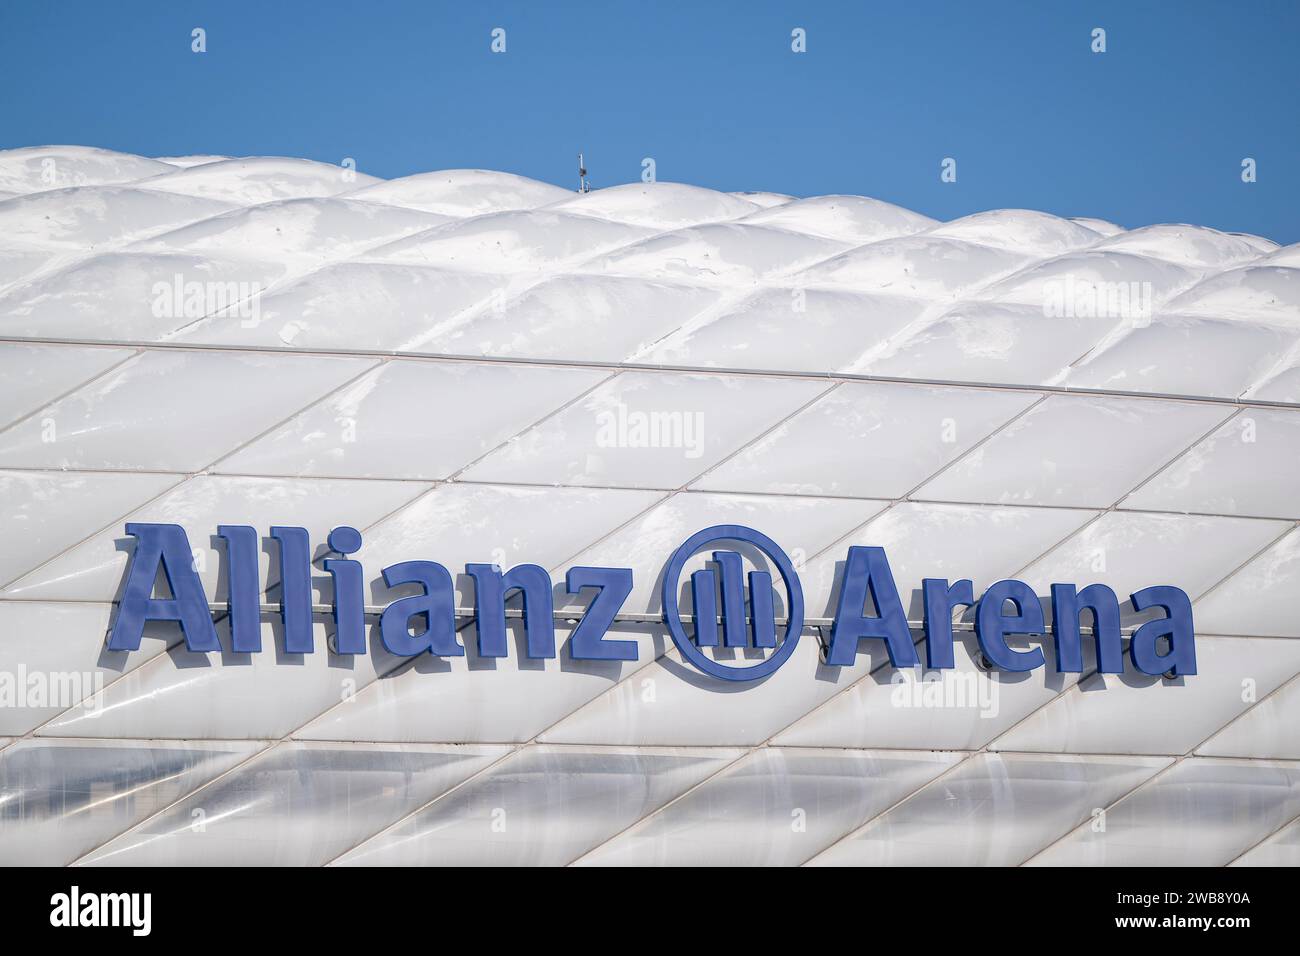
[0,144,1297,867]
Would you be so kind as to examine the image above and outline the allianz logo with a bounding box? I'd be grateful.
[107,523,1196,683]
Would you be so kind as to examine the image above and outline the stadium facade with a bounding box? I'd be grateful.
[0,145,1297,866]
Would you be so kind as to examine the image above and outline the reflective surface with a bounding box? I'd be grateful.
[336,745,742,866]
[0,144,1296,866]
[79,741,505,866]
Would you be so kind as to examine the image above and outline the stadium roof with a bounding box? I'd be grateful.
[1,145,1298,866]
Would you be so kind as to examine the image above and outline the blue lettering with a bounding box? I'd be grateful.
[108,523,219,653]
[466,562,556,659]
[975,580,1046,672]
[566,566,636,661]
[1051,582,1124,673]
[825,546,916,667]
[378,560,461,657]
[105,523,1198,684]
[270,525,313,654]
[1129,585,1197,676]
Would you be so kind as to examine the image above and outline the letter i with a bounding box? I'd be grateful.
[324,526,367,654]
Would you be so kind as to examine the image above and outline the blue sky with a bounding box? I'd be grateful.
[2,0,1297,242]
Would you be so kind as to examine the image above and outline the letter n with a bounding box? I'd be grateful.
[467,563,556,659]
[1051,583,1124,672]
[109,523,219,652]
[826,546,917,667]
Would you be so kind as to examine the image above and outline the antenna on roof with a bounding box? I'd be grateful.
[577,152,591,194]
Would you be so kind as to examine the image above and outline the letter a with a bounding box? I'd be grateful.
[109,523,219,652]
[826,546,917,667]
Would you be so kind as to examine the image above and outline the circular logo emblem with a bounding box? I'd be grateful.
[661,524,804,682]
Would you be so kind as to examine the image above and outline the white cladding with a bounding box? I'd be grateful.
[0,145,1297,866]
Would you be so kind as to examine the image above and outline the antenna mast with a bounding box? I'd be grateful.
[577,152,591,194]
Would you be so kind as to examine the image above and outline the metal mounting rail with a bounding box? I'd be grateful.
[190,601,1136,637]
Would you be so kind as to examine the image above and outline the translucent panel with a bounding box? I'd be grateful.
[977,250,1198,311]
[581,748,961,866]
[334,745,743,866]
[0,146,175,195]
[1246,360,1300,403]
[1071,217,1125,238]
[540,631,891,747]
[0,186,233,251]
[0,737,262,865]
[546,182,760,229]
[2,142,1296,867]
[809,753,1171,866]
[0,601,185,735]
[774,630,1086,751]
[990,637,1300,755]
[1061,315,1299,399]
[1123,408,1300,519]
[1195,528,1300,638]
[0,350,374,471]
[584,223,848,285]
[554,490,885,616]
[0,246,54,291]
[175,261,500,351]
[1093,224,1264,269]
[356,482,662,610]
[860,300,1121,384]
[634,288,930,373]
[152,155,230,168]
[729,191,793,209]
[695,382,1036,499]
[798,502,1095,619]
[1199,675,1300,760]
[917,395,1232,508]
[78,741,506,866]
[1232,234,1281,255]
[460,371,828,489]
[924,209,1102,257]
[0,470,180,586]
[343,169,572,216]
[425,275,721,362]
[368,210,653,274]
[128,197,446,271]
[1164,265,1300,324]
[1017,511,1291,624]
[2,474,428,602]
[1266,243,1300,269]
[1028,758,1300,866]
[297,621,663,744]
[739,195,936,244]
[214,360,606,480]
[794,236,1032,299]
[40,617,405,739]
[1232,817,1300,866]
[0,252,287,340]
[0,343,133,430]
[137,157,380,203]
